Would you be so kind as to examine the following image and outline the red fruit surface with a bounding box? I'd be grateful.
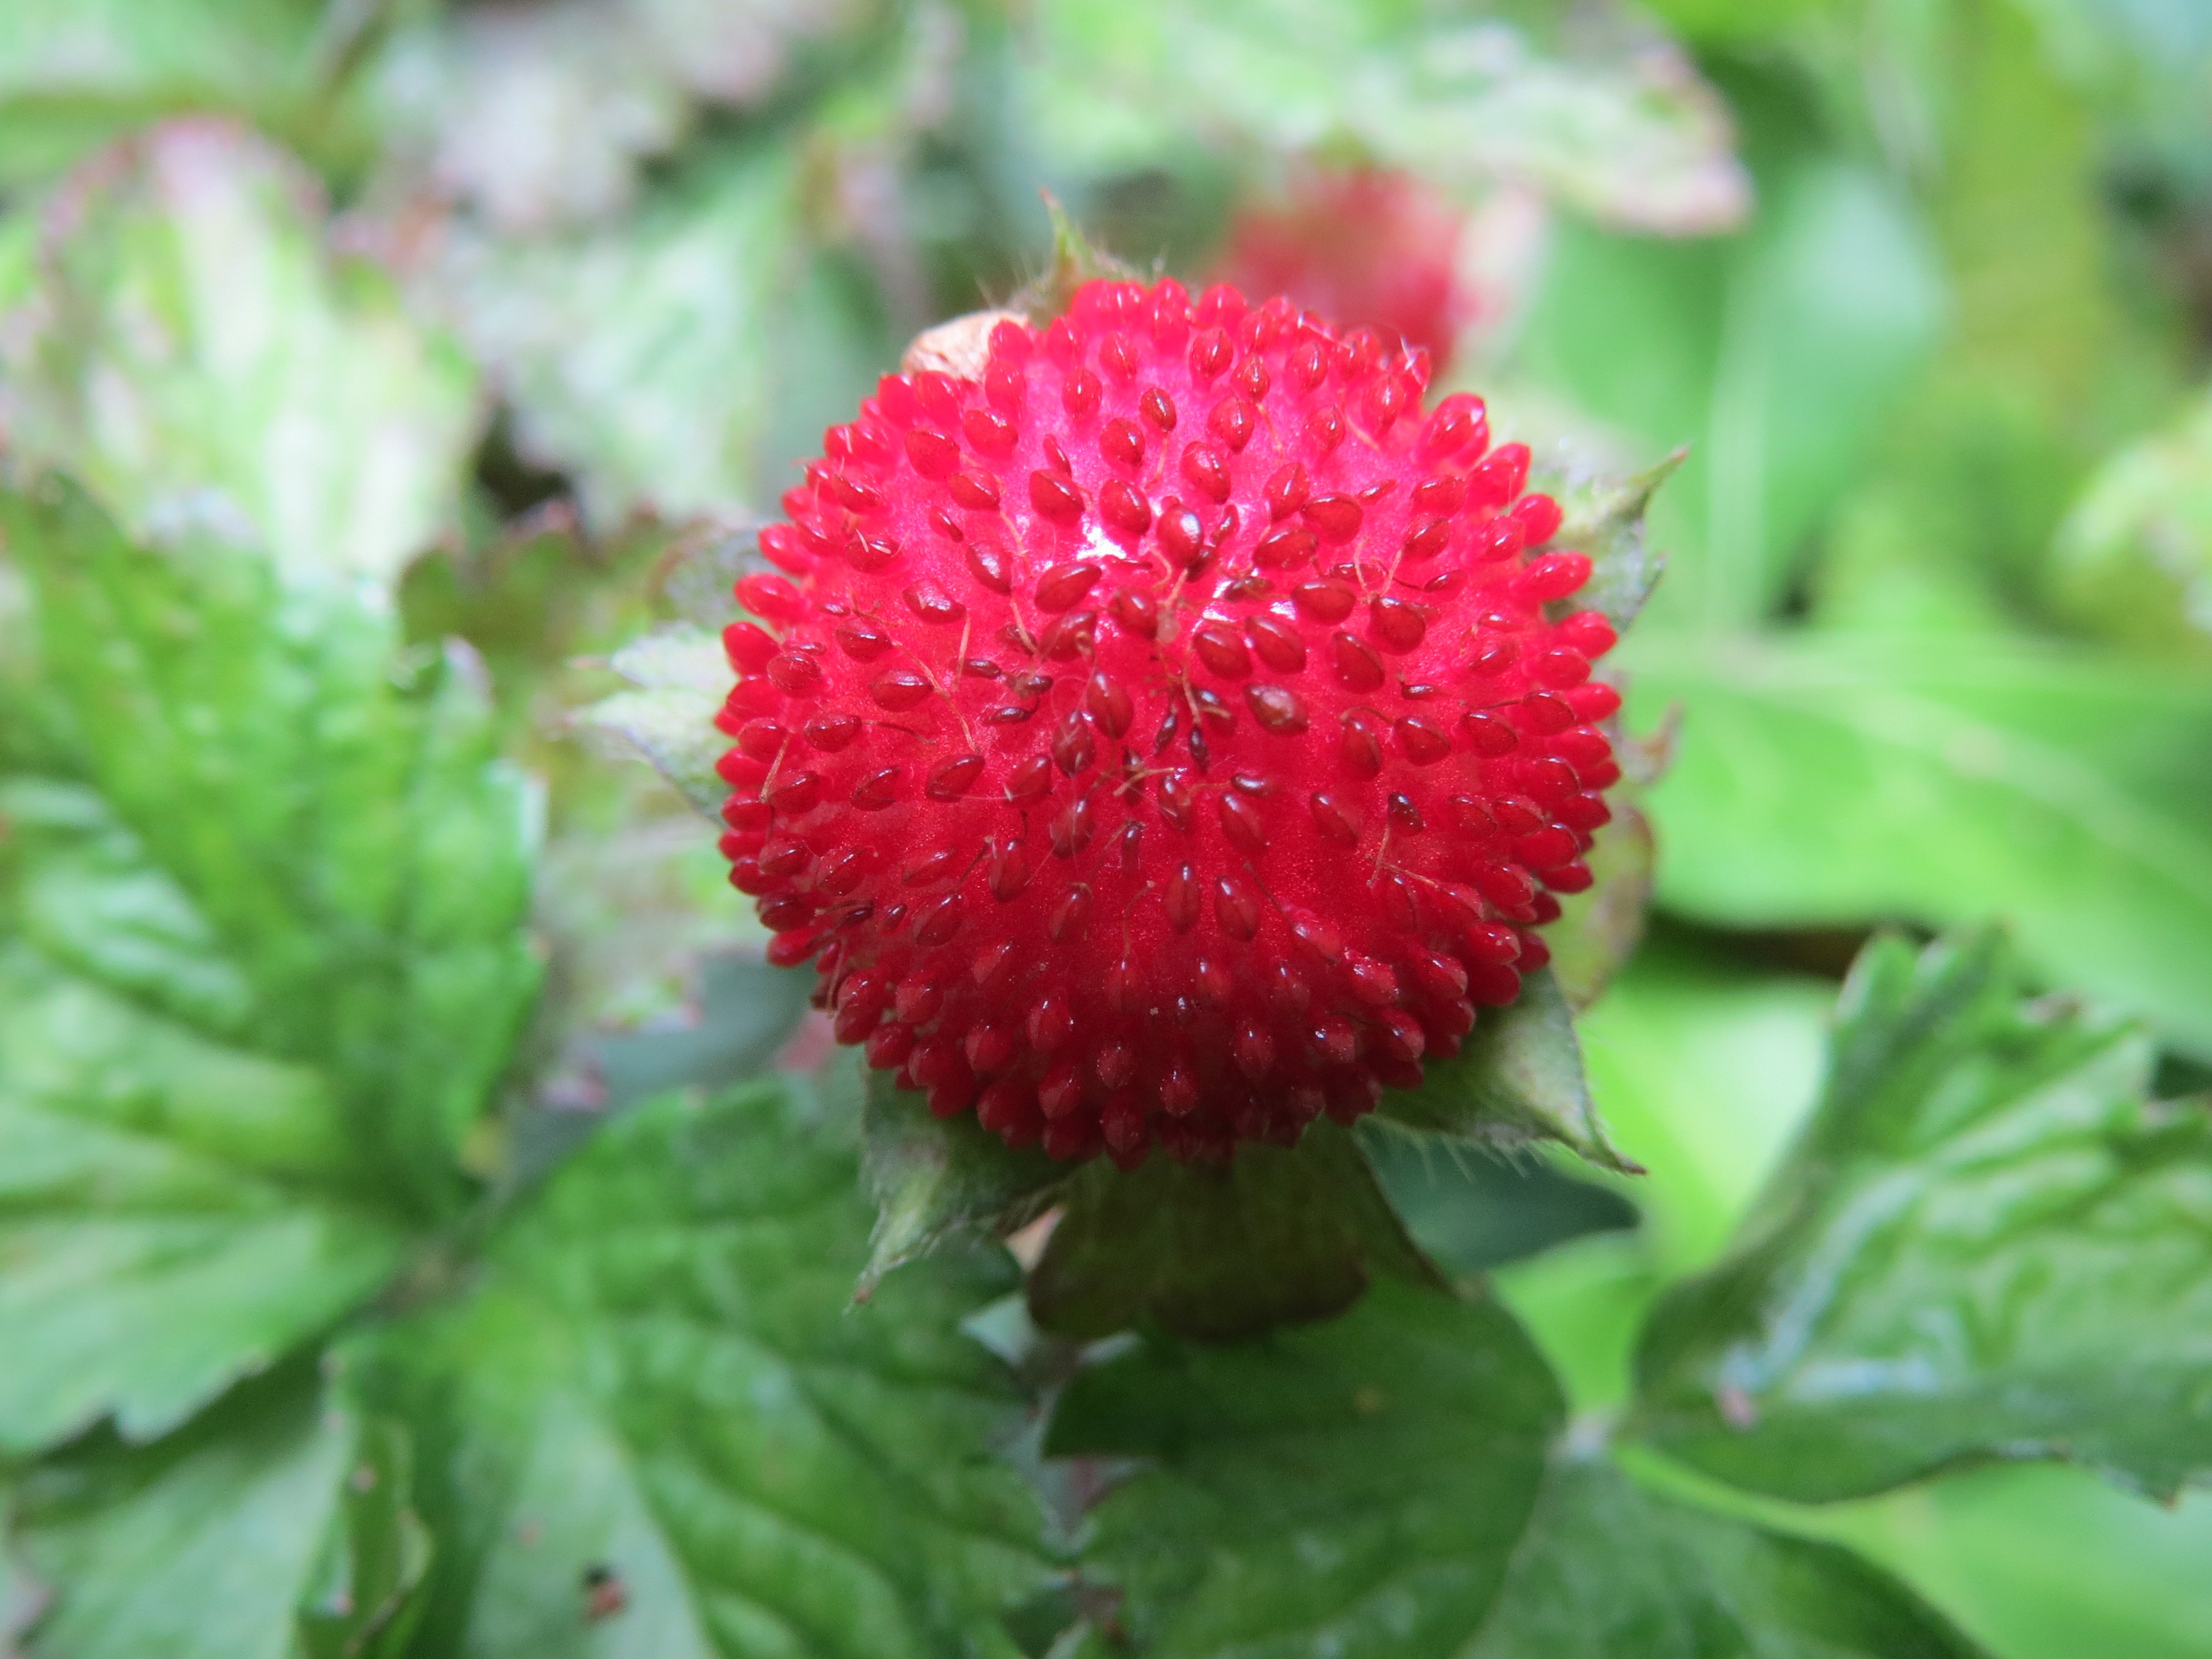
[1218,168,1475,373]
[717,278,1620,1165]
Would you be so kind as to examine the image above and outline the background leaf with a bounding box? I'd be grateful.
[297,1413,434,1659]
[1,481,540,1203]
[583,951,813,1113]
[424,143,867,526]
[1572,937,1837,1279]
[1464,1454,1985,1659]
[1635,930,2212,1503]
[1045,1281,1560,1658]
[1629,632,2212,1058]
[0,478,538,1449]
[1510,144,1944,629]
[1,1515,42,1654]
[361,1081,1055,1659]
[366,0,881,233]
[397,514,764,1041]
[1813,1464,2212,1659]
[0,120,479,592]
[1489,934,2212,1659]
[11,1371,429,1659]
[1022,0,1749,234]
[0,922,403,1453]
[506,948,815,1193]
[2045,387,2212,662]
[0,0,332,187]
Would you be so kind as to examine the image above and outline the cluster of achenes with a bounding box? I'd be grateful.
[715,278,1621,1164]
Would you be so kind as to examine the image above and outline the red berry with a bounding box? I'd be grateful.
[716,278,1619,1162]
[1216,167,1480,374]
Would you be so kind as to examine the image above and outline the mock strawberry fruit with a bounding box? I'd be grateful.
[717,278,1620,1165]
[1217,168,1476,374]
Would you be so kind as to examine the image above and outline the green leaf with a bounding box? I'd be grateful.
[1,1503,46,1652]
[401,515,755,1037]
[1,121,479,592]
[1377,967,1636,1172]
[1027,1121,1444,1341]
[534,806,756,1042]
[366,0,879,233]
[397,511,680,752]
[1634,929,2212,1502]
[1487,941,1849,1415]
[2046,389,2212,662]
[1629,630,2212,1058]
[3,478,540,1201]
[1047,1279,1983,1656]
[0,2,331,187]
[1024,0,1749,234]
[362,1082,1056,1659]
[426,144,809,526]
[1916,3,2154,441]
[1490,1233,1660,1417]
[367,11,688,235]
[1806,7,2186,635]
[0,480,538,1449]
[0,931,405,1455]
[297,1413,434,1659]
[508,939,817,1208]
[1537,451,1683,634]
[586,950,813,1111]
[12,1371,430,1659]
[1513,152,1944,628]
[859,1071,1068,1293]
[1045,1280,1561,1656]
[1544,793,1656,1014]
[1463,1454,1986,1658]
[1573,940,1836,1278]
[578,625,730,820]
[1821,1463,2212,1659]
[1804,2,2171,637]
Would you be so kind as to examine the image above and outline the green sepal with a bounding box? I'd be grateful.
[1027,1120,1447,1341]
[1541,449,1684,632]
[1379,968,1639,1174]
[859,1071,1071,1296]
[577,625,730,822]
[1006,195,1145,324]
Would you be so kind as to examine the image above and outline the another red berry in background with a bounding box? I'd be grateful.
[1216,167,1476,374]
[717,278,1620,1165]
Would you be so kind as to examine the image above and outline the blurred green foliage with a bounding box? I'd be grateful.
[5,0,2212,1655]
